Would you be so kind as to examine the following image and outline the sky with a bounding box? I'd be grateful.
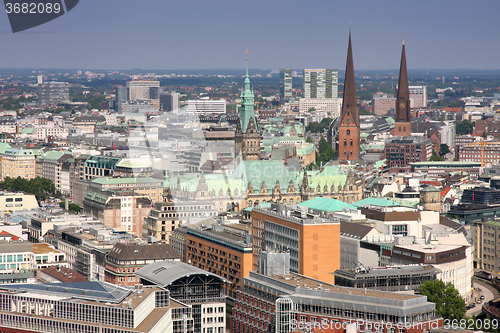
[0,0,499,70]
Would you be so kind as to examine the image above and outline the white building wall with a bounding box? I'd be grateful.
[201,302,226,333]
[133,291,156,328]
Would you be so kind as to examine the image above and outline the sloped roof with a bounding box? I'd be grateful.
[41,266,88,283]
[136,260,229,286]
[107,243,180,261]
[340,221,374,239]
[92,177,161,186]
[0,142,12,154]
[42,150,66,161]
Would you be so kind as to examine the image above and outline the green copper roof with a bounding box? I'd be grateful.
[0,142,12,154]
[296,143,315,156]
[41,151,66,161]
[20,127,33,134]
[239,58,256,133]
[299,197,355,212]
[351,197,397,208]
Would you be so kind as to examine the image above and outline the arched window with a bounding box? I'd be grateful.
[343,140,347,146]
[347,129,350,135]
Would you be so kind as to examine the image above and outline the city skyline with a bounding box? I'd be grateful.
[0,0,498,70]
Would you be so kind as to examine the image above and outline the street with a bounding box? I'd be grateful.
[466,278,499,317]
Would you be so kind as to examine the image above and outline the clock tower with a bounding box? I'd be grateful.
[392,39,412,136]
[338,29,360,161]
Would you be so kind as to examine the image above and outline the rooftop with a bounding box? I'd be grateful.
[334,265,440,278]
[136,260,229,286]
[32,243,62,254]
[107,242,181,261]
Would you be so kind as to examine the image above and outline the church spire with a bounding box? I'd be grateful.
[338,28,360,161]
[340,29,359,126]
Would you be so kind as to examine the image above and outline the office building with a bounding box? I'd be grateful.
[186,223,253,298]
[334,265,440,293]
[0,148,38,180]
[0,282,194,333]
[185,98,226,115]
[384,136,432,173]
[0,191,38,212]
[83,189,152,237]
[410,161,481,177]
[231,255,441,333]
[38,82,69,106]
[160,92,181,112]
[298,98,341,118]
[105,242,181,286]
[372,93,396,116]
[303,69,338,99]
[393,40,412,136]
[409,85,428,108]
[142,201,181,242]
[338,32,360,161]
[137,260,228,333]
[279,69,293,102]
[127,79,160,101]
[251,203,340,284]
[115,86,128,112]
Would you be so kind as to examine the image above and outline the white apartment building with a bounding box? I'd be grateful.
[299,98,342,118]
[185,98,227,114]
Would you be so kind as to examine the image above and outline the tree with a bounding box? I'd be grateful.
[308,107,316,113]
[430,150,445,161]
[440,144,450,156]
[316,136,335,166]
[483,131,487,138]
[456,120,475,135]
[419,280,466,321]
[306,136,313,144]
[59,201,81,214]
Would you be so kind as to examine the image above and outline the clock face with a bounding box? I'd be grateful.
[346,117,351,124]
[400,102,405,108]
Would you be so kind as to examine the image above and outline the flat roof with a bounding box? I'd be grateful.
[269,273,419,301]
[335,265,440,278]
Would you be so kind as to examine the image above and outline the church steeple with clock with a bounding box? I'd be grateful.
[392,39,412,136]
[338,29,360,161]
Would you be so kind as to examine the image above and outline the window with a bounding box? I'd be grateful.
[347,129,350,135]
[343,140,347,146]
[350,139,353,146]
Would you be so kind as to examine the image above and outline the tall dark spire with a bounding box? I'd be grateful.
[338,29,360,161]
[340,30,358,126]
[396,40,411,123]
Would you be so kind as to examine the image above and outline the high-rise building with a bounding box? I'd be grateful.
[338,31,360,161]
[279,69,293,102]
[303,69,338,99]
[410,85,428,108]
[185,98,226,114]
[160,91,180,112]
[251,203,340,284]
[235,52,261,161]
[115,86,128,112]
[393,40,412,136]
[126,79,160,101]
[38,82,69,106]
